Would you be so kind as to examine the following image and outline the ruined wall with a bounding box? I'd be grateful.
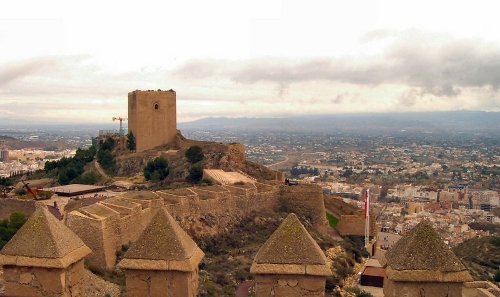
[279,184,329,233]
[128,90,177,152]
[0,199,38,220]
[227,143,245,164]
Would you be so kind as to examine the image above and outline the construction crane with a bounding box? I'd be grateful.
[21,178,39,200]
[112,117,128,136]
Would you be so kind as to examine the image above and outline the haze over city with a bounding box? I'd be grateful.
[2,0,500,124]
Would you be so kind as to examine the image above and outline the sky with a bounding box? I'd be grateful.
[1,0,500,124]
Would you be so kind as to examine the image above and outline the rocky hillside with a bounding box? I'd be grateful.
[192,210,365,297]
[112,137,277,183]
[453,236,500,281]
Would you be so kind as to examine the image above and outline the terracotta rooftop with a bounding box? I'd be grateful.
[117,208,204,271]
[250,213,330,276]
[0,206,91,268]
[385,220,467,272]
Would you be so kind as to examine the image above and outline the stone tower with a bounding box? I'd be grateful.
[250,213,331,296]
[0,206,91,296]
[117,208,204,297]
[383,220,473,297]
[128,89,177,152]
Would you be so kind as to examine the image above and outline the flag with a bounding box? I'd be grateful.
[364,189,370,218]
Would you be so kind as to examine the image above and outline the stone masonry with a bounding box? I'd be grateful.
[250,213,331,296]
[0,206,91,297]
[383,220,473,297]
[128,90,177,152]
[117,208,204,297]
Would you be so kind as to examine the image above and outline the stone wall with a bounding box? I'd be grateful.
[279,184,329,233]
[0,199,38,220]
[66,206,120,268]
[253,274,326,297]
[66,181,332,268]
[325,196,376,236]
[336,214,376,237]
[123,269,198,297]
[384,278,464,297]
[2,259,86,297]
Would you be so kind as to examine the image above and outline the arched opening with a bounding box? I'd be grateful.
[154,103,159,110]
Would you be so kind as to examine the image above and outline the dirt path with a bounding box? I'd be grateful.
[94,160,111,180]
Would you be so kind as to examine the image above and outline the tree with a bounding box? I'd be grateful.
[186,165,203,184]
[97,149,115,173]
[100,137,115,151]
[0,211,27,249]
[144,157,169,182]
[185,145,204,163]
[127,131,136,152]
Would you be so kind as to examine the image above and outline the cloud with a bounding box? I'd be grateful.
[331,92,349,104]
[0,57,58,86]
[172,30,500,99]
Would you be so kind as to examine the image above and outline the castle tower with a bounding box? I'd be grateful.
[117,208,204,297]
[383,220,473,297]
[128,89,177,152]
[0,206,91,296]
[250,213,331,296]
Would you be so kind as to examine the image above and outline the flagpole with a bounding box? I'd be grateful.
[364,189,370,251]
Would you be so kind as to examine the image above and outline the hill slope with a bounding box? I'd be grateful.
[453,236,500,281]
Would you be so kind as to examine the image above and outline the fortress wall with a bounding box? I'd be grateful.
[100,200,142,217]
[336,214,376,237]
[159,192,198,205]
[113,198,163,245]
[324,196,361,218]
[225,185,251,197]
[0,199,38,220]
[62,183,322,269]
[280,184,329,233]
[66,211,120,268]
[227,143,245,164]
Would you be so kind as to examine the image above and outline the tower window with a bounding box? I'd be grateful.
[154,103,159,110]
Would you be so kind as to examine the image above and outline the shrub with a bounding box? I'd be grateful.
[201,178,213,185]
[0,212,27,249]
[185,145,204,163]
[144,157,169,182]
[186,165,203,184]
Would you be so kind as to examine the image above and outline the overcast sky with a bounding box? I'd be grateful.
[2,0,500,124]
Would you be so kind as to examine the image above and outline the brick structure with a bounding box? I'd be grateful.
[383,220,473,297]
[117,208,204,297]
[250,213,331,296]
[128,90,177,152]
[0,206,91,296]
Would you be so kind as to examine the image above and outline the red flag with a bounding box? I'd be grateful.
[364,189,370,218]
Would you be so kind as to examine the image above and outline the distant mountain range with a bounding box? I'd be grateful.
[2,111,500,135]
[178,111,500,134]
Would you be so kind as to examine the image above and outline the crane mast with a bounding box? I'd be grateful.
[112,117,128,136]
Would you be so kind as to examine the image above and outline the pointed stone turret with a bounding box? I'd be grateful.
[383,220,473,297]
[250,213,331,296]
[117,208,204,297]
[0,206,91,296]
